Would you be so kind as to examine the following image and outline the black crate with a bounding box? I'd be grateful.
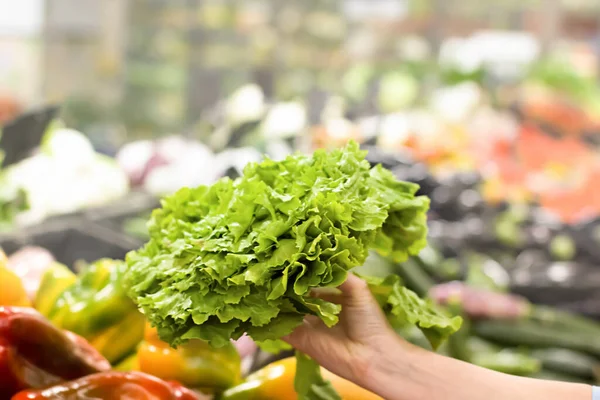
[84,192,159,228]
[0,220,143,269]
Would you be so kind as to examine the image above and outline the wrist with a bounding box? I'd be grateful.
[360,337,430,400]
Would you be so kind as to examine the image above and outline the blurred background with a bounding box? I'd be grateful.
[4,0,600,389]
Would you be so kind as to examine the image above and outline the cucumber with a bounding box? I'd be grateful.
[533,369,591,384]
[531,348,598,379]
[394,258,434,297]
[529,306,600,337]
[473,320,600,357]
[414,245,443,277]
[472,350,540,376]
[438,258,463,281]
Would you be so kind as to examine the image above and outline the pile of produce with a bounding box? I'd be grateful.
[1,126,129,228]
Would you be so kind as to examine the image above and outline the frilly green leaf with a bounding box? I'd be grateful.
[125,141,430,350]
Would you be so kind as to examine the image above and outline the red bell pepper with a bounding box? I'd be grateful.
[11,372,202,400]
[0,306,110,398]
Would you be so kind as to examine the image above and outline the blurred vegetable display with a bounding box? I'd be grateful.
[2,126,129,228]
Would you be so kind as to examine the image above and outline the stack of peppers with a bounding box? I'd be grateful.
[0,306,200,399]
[0,256,242,398]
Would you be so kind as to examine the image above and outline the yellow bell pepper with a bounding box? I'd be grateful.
[35,262,76,317]
[89,311,146,365]
[138,324,242,391]
[114,352,140,372]
[0,266,31,307]
[221,357,382,400]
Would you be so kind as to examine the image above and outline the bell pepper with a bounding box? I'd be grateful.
[1,245,29,309]
[137,324,241,391]
[114,352,140,372]
[11,372,204,400]
[7,247,56,301]
[47,259,145,364]
[35,262,76,316]
[0,306,110,398]
[221,357,381,400]
[0,267,30,307]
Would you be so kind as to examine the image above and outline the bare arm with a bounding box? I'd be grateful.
[367,339,591,400]
[284,274,592,400]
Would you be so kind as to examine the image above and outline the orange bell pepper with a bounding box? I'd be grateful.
[0,267,31,307]
[221,357,382,400]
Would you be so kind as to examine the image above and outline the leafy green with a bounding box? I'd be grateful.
[126,141,431,349]
[295,352,341,400]
[360,274,462,349]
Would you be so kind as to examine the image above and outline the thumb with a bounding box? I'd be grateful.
[283,315,336,358]
[339,274,391,341]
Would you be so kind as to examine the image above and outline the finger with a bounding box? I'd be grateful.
[338,274,374,306]
[283,315,332,352]
[338,274,391,340]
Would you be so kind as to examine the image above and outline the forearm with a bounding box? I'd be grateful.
[362,339,592,400]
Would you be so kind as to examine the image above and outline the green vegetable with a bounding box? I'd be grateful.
[473,320,600,357]
[549,235,576,261]
[531,348,597,379]
[414,245,443,277]
[438,258,462,280]
[378,71,419,113]
[361,274,461,350]
[295,352,341,400]
[528,306,600,337]
[48,259,145,363]
[472,350,540,376]
[49,259,137,338]
[394,258,434,297]
[126,142,432,347]
[126,142,459,398]
[533,370,591,384]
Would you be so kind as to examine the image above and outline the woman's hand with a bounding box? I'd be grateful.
[283,274,411,395]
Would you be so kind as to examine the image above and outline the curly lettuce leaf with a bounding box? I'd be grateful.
[126,141,430,350]
[295,351,341,400]
[361,274,462,349]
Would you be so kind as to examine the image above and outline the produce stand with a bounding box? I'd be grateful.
[6,3,600,397]
[0,191,158,267]
[0,220,141,268]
